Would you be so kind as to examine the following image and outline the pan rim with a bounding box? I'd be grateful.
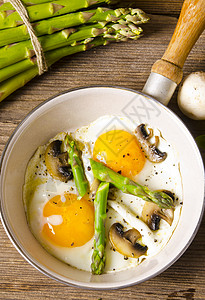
[0,84,204,290]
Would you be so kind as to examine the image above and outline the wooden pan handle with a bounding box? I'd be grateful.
[152,0,205,84]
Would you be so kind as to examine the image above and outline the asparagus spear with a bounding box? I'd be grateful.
[0,20,143,69]
[0,0,60,11]
[0,0,108,29]
[0,0,119,11]
[0,7,149,47]
[0,65,37,102]
[90,159,174,209]
[91,182,109,275]
[0,37,107,102]
[64,134,88,198]
[0,58,35,83]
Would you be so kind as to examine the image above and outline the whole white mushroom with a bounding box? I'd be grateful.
[177,71,205,120]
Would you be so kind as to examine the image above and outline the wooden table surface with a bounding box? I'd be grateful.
[0,1,205,299]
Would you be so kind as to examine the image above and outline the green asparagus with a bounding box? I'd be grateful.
[0,21,143,69]
[0,0,120,11]
[91,182,109,275]
[0,24,143,82]
[64,134,88,198]
[90,159,174,209]
[0,27,142,101]
[0,7,149,46]
[0,0,108,29]
[0,58,35,83]
[0,37,107,102]
[0,0,60,11]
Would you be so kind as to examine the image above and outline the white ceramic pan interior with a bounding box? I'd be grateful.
[0,86,204,289]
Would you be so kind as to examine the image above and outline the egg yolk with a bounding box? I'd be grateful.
[42,193,94,247]
[93,130,145,179]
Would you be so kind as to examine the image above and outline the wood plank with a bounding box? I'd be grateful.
[114,0,184,16]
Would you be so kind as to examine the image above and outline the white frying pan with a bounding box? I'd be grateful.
[0,0,205,289]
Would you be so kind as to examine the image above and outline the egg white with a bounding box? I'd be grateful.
[29,180,95,272]
[23,115,183,273]
[74,115,183,271]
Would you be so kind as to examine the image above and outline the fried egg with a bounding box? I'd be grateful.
[23,115,182,273]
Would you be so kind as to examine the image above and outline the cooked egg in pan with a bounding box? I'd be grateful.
[23,116,182,273]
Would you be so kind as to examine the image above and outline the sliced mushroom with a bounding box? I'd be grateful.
[141,201,174,231]
[135,124,167,163]
[109,223,148,258]
[45,140,73,182]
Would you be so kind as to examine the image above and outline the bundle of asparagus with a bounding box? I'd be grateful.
[0,0,149,102]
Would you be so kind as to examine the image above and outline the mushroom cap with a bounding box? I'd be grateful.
[109,223,148,259]
[45,140,73,182]
[177,71,205,120]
